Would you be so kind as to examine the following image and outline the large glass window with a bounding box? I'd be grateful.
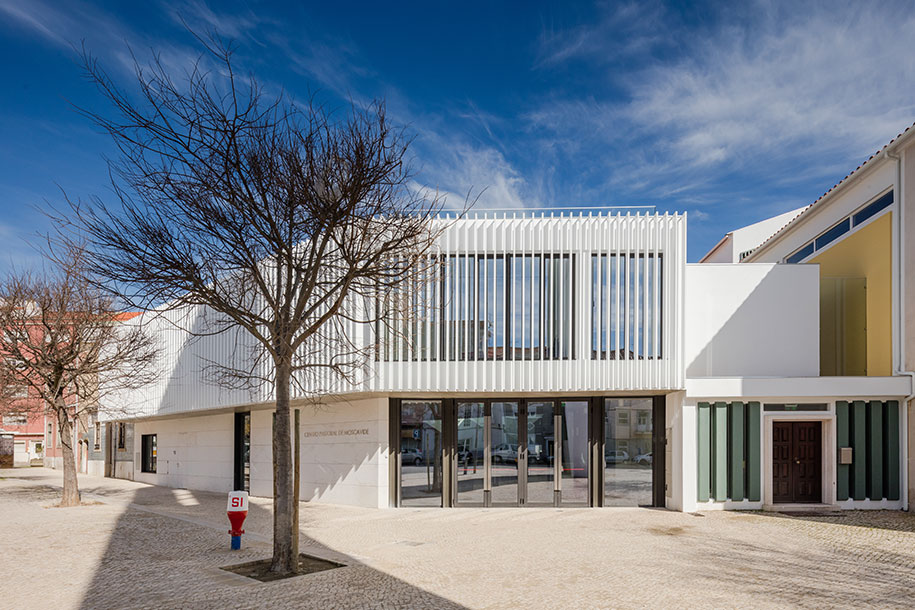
[604,398,653,506]
[456,402,485,505]
[591,254,662,360]
[377,254,575,362]
[560,401,589,505]
[400,400,443,506]
[526,401,555,504]
[490,401,520,505]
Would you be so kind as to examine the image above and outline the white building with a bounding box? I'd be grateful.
[97,124,915,513]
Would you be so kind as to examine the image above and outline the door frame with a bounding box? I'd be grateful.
[764,414,835,507]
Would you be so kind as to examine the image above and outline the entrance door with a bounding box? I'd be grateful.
[454,399,586,506]
[772,421,822,503]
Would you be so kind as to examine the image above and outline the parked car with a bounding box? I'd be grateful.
[401,447,423,465]
[605,450,630,465]
[633,451,652,466]
[492,443,518,463]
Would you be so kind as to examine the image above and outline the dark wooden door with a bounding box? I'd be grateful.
[772,422,822,503]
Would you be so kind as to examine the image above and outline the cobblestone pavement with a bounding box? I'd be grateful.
[2,468,915,609]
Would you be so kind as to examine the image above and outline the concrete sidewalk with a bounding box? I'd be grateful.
[3,468,915,609]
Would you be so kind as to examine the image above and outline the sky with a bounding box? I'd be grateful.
[1,0,914,268]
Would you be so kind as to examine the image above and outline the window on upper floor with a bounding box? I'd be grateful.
[590,253,663,360]
[376,253,576,362]
[5,386,28,398]
[2,413,28,425]
[785,190,893,264]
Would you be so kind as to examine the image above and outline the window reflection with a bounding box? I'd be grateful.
[400,400,443,506]
[604,398,653,506]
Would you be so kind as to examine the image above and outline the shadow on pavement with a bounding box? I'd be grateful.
[751,508,915,533]
[75,481,466,609]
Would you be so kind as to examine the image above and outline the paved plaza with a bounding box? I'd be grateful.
[2,468,915,609]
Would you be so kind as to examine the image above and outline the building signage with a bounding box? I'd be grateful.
[303,428,370,439]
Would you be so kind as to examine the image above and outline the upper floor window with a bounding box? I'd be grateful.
[2,413,28,425]
[785,190,893,264]
[5,386,28,398]
[376,253,576,362]
[591,253,663,360]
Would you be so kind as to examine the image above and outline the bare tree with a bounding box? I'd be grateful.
[0,249,159,507]
[54,39,452,574]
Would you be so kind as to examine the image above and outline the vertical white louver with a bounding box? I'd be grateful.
[108,211,687,419]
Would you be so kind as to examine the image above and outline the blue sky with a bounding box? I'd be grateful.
[1,0,914,268]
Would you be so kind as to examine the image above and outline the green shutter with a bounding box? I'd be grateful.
[713,402,728,501]
[836,401,850,501]
[746,402,761,502]
[868,400,883,500]
[885,401,900,501]
[729,402,745,501]
[698,403,710,502]
[852,401,867,501]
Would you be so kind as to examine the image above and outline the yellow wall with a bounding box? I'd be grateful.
[809,212,893,376]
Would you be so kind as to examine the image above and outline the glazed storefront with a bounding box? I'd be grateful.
[389,397,666,508]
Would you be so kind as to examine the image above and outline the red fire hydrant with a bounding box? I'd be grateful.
[227,491,249,550]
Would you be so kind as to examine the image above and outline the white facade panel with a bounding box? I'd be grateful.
[685,263,820,378]
[106,212,687,421]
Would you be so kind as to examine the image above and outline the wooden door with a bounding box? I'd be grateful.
[772,421,822,503]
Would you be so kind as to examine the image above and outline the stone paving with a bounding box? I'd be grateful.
[2,468,915,609]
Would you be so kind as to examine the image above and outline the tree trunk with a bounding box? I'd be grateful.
[271,358,298,574]
[56,403,80,507]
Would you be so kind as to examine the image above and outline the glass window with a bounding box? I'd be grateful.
[853,191,893,226]
[93,422,101,450]
[604,398,653,506]
[377,254,575,363]
[455,402,485,505]
[141,434,157,473]
[117,423,126,450]
[560,401,589,505]
[399,401,443,506]
[526,401,554,504]
[815,218,850,250]
[490,402,520,505]
[786,242,814,264]
[591,253,663,360]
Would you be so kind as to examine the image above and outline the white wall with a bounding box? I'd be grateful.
[295,397,389,508]
[130,397,389,508]
[685,263,819,378]
[134,413,235,492]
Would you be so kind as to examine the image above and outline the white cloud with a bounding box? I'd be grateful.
[530,1,915,202]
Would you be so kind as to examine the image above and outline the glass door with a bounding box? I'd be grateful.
[451,398,593,506]
[525,401,555,505]
[455,402,486,505]
[603,398,653,506]
[490,401,521,505]
[559,400,590,505]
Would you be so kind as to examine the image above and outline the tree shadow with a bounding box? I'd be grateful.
[678,521,915,607]
[79,482,467,609]
[751,508,915,533]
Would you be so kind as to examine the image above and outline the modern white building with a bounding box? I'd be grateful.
[97,123,915,514]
